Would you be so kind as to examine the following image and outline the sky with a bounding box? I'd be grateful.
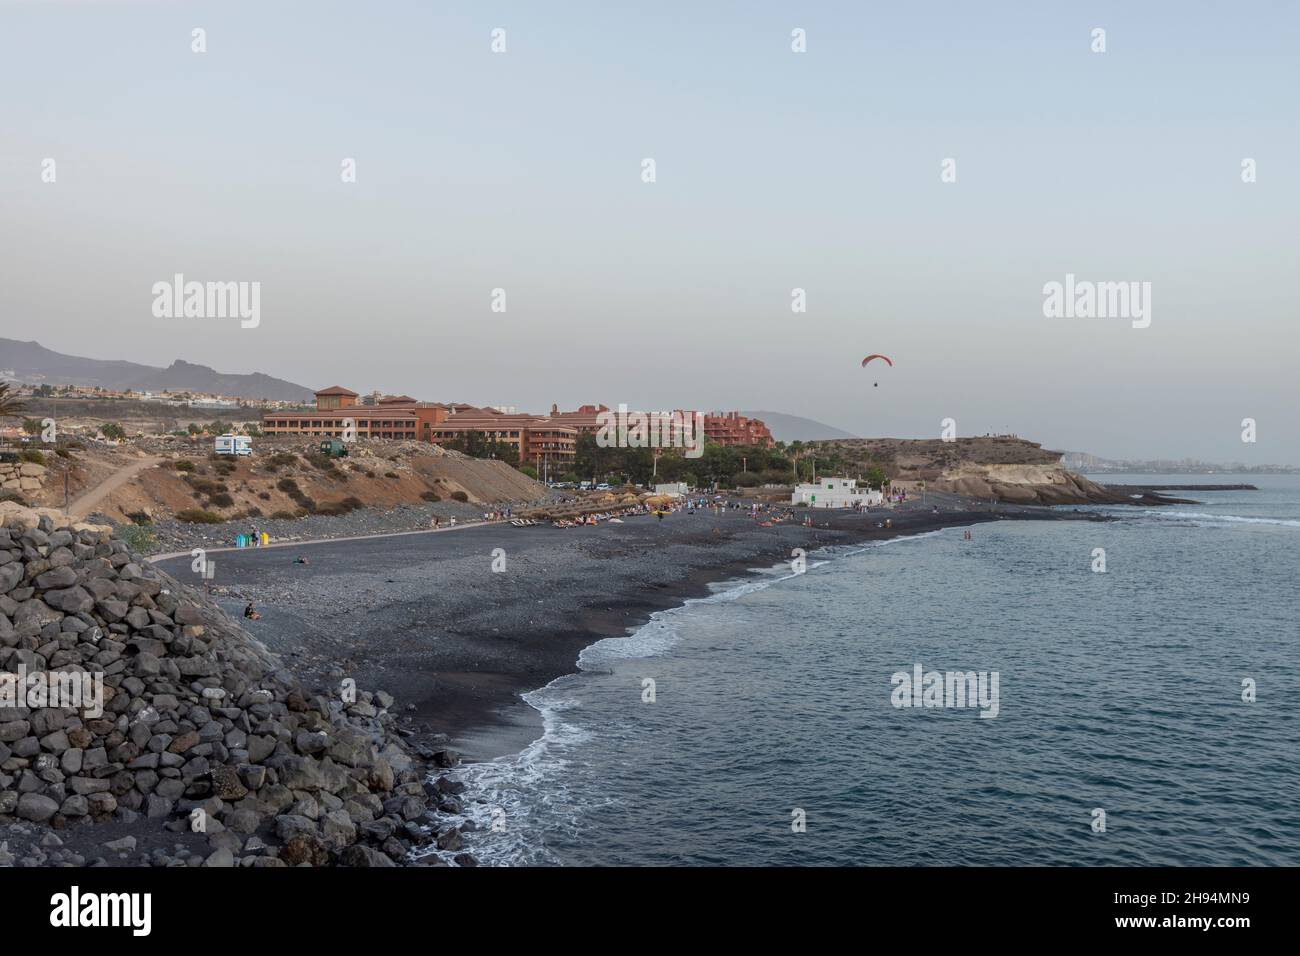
[2,0,1297,463]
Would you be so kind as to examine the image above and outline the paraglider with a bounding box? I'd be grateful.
[861,353,893,386]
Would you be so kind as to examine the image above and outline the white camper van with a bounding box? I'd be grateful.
[214,434,252,456]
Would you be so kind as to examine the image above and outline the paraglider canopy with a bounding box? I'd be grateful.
[862,353,893,386]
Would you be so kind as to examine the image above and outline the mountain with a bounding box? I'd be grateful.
[0,339,314,402]
[741,410,858,442]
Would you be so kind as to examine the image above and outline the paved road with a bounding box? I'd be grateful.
[67,455,163,519]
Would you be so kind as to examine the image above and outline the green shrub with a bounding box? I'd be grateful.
[174,459,196,472]
[276,478,299,494]
[258,491,271,500]
[209,492,235,508]
[450,490,468,502]
[384,471,399,479]
[176,509,224,524]
[191,478,228,496]
[316,496,364,516]
[55,448,71,459]
[116,523,156,552]
[270,510,297,520]
[125,511,152,526]
[18,449,45,465]
[420,491,440,502]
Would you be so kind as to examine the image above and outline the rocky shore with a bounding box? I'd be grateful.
[0,504,470,867]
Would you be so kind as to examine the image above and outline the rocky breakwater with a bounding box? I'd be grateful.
[0,504,473,867]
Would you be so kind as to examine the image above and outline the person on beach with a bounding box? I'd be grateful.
[243,601,260,621]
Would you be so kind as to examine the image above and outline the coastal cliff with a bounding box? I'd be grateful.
[805,437,1134,505]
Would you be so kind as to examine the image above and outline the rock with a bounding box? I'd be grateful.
[34,566,78,589]
[338,844,396,867]
[294,731,328,755]
[16,792,59,822]
[436,828,463,852]
[321,809,357,849]
[211,765,249,801]
[280,833,330,867]
[44,587,93,614]
[203,847,235,868]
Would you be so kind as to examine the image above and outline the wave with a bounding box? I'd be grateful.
[1137,510,1300,528]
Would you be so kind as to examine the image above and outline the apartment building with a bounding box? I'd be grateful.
[263,387,576,470]
[703,411,774,448]
[262,387,450,440]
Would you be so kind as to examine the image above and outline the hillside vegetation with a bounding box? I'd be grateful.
[25,439,547,524]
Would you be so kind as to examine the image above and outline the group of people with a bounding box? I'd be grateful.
[552,504,647,528]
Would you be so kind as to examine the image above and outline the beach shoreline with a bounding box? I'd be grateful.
[152,495,1107,763]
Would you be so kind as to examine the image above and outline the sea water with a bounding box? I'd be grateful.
[442,475,1300,866]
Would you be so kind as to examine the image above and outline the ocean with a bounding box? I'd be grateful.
[442,475,1300,866]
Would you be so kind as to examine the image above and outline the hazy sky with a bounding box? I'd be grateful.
[2,1,1297,462]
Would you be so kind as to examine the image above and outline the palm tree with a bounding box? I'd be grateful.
[789,441,805,481]
[0,381,24,421]
[0,382,25,453]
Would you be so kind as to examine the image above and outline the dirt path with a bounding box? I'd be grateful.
[67,455,163,519]
[150,517,493,562]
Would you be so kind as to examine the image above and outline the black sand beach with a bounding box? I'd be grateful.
[153,496,1105,762]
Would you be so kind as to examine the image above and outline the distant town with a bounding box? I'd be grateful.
[1061,450,1300,476]
[0,378,779,482]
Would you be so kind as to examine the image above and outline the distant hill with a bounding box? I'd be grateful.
[0,338,314,402]
[741,410,858,442]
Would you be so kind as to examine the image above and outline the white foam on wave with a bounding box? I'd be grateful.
[1138,510,1300,528]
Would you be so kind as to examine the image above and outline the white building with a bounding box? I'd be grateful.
[791,477,883,508]
[654,482,690,496]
